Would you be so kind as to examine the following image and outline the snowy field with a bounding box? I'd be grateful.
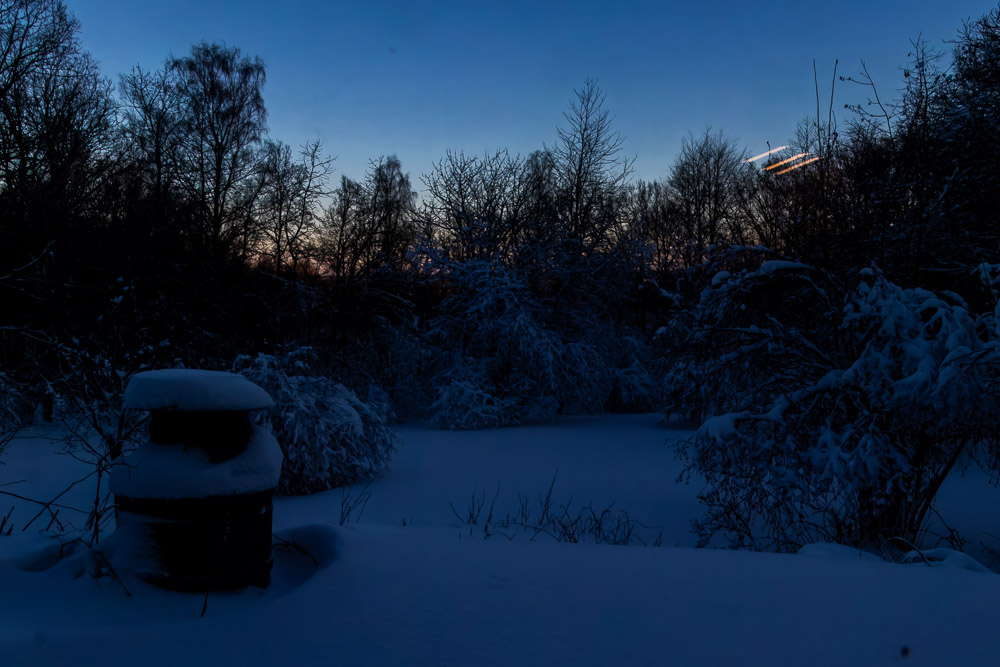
[2,414,1000,666]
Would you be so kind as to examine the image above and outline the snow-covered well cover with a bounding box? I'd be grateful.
[124,369,274,412]
[109,426,283,499]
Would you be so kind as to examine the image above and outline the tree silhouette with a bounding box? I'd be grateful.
[169,42,267,259]
[551,78,633,253]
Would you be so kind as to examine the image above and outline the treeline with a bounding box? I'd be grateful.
[3,0,1000,432]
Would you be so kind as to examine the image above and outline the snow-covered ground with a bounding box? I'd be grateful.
[2,414,1000,666]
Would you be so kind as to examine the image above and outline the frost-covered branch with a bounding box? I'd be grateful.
[674,262,1000,551]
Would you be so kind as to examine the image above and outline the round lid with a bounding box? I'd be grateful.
[124,369,274,411]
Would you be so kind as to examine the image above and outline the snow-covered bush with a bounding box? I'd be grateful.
[663,249,839,422]
[336,323,433,421]
[425,258,650,427]
[234,350,396,494]
[428,363,517,430]
[675,263,1000,551]
[426,260,557,426]
[605,334,660,412]
[0,370,56,433]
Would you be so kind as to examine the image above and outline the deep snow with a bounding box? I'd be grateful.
[110,425,283,499]
[2,414,1000,666]
[123,369,274,411]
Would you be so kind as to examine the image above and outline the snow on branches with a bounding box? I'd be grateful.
[674,259,1000,551]
[425,258,658,429]
[234,350,396,494]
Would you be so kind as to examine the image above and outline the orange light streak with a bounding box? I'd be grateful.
[764,152,809,171]
[775,156,821,175]
[745,145,789,163]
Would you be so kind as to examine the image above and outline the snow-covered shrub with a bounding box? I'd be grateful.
[676,263,1000,551]
[663,249,840,422]
[361,383,395,425]
[426,260,553,425]
[234,351,396,494]
[425,258,641,427]
[339,324,433,420]
[605,335,660,412]
[428,363,516,430]
[0,371,57,433]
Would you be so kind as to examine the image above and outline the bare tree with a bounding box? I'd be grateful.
[0,1,116,255]
[421,149,526,261]
[0,0,76,100]
[519,148,559,245]
[169,42,267,260]
[666,129,748,265]
[550,78,633,253]
[365,155,416,271]
[629,179,681,276]
[320,174,366,284]
[318,157,415,282]
[255,139,332,275]
[421,149,481,259]
[119,64,185,226]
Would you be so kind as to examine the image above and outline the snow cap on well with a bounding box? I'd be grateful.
[124,369,274,411]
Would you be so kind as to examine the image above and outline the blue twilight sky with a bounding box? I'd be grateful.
[68,0,998,185]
